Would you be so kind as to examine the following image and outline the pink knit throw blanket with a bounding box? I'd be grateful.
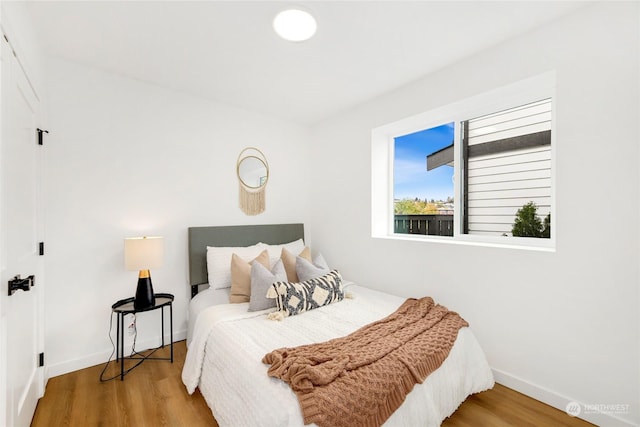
[262,297,468,427]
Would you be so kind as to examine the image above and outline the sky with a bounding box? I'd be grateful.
[394,122,455,201]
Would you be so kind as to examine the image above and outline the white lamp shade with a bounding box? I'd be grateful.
[124,236,164,271]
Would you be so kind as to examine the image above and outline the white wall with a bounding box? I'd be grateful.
[309,3,639,426]
[43,58,311,376]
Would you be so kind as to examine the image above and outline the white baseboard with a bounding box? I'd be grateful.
[45,329,186,380]
[493,368,638,427]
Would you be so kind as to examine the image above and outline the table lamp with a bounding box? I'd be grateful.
[124,236,164,310]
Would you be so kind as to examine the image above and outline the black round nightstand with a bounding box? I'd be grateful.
[111,292,174,380]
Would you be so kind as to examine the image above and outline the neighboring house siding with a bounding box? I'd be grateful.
[466,99,551,236]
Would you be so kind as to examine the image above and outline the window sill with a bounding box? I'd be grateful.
[373,233,556,253]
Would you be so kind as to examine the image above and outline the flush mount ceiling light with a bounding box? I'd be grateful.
[273,9,317,42]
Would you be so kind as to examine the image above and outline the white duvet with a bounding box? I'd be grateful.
[182,285,494,427]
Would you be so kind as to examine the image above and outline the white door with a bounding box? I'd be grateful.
[0,30,44,427]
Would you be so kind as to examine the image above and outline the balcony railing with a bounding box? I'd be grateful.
[394,214,454,236]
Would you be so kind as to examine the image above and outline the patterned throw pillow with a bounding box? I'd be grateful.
[266,270,344,319]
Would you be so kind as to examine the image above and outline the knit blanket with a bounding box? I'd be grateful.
[262,297,469,427]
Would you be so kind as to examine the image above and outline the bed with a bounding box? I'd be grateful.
[182,223,494,427]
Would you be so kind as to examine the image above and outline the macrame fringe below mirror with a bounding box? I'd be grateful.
[239,185,266,216]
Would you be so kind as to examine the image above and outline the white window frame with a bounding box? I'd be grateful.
[371,72,556,251]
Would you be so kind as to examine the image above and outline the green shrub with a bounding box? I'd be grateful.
[512,202,550,238]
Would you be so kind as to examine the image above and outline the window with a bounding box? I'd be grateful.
[393,123,455,236]
[372,73,555,249]
[462,99,551,238]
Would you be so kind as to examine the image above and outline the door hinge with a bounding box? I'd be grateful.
[39,242,45,256]
[38,352,44,367]
[37,128,49,146]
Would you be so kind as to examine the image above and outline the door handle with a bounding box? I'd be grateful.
[8,274,34,296]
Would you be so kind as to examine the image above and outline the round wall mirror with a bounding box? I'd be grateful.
[237,155,268,189]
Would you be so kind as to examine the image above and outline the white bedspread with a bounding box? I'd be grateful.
[182,285,494,427]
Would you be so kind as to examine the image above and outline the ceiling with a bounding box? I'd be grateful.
[26,1,589,125]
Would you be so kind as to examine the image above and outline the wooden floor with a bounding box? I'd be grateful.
[31,341,217,427]
[32,340,595,427]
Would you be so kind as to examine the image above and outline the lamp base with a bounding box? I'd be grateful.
[134,270,155,310]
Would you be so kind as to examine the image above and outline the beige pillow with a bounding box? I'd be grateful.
[262,238,305,267]
[229,250,270,303]
[281,247,311,282]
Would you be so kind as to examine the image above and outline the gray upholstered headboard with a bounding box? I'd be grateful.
[188,223,304,297]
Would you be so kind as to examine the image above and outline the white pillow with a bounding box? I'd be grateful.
[206,243,267,289]
[261,238,305,267]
